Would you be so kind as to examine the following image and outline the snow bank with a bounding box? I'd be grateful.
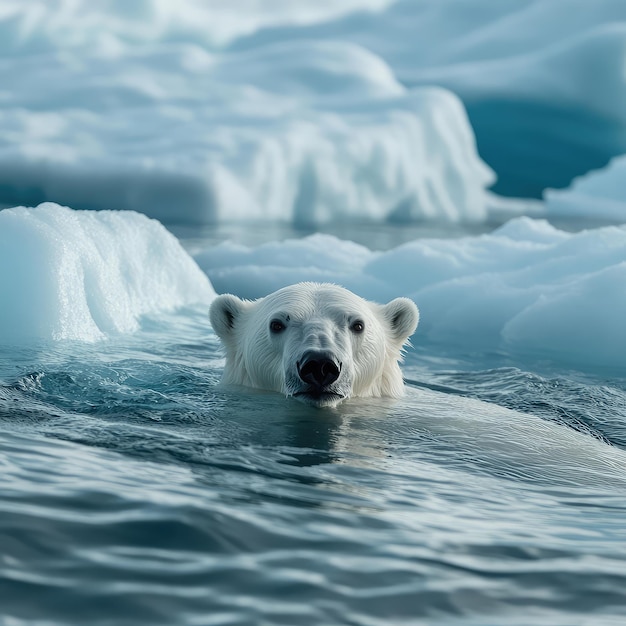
[0,204,215,344]
[197,218,626,370]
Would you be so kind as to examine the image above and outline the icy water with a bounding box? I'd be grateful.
[2,301,626,626]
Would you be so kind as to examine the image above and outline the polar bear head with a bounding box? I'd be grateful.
[209,282,419,408]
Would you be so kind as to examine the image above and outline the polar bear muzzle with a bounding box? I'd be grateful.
[297,352,342,388]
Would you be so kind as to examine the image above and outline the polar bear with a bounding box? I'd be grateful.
[209,282,419,408]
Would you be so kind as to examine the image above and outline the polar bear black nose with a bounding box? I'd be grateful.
[297,353,341,387]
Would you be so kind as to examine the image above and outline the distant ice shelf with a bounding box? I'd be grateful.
[4,1,625,225]
[230,0,626,198]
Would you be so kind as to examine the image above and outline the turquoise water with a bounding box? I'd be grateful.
[2,303,626,626]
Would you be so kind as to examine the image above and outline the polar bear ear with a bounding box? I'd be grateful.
[382,297,419,344]
[209,294,248,340]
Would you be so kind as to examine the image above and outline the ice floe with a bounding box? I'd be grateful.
[198,217,626,369]
[0,203,214,343]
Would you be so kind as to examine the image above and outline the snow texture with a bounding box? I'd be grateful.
[545,156,626,222]
[0,1,625,369]
[0,203,215,343]
[197,218,626,369]
[2,1,624,221]
[0,1,502,226]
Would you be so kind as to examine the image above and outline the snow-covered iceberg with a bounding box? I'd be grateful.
[545,156,626,223]
[0,50,493,225]
[0,204,215,344]
[234,0,626,198]
[1,201,623,371]
[2,1,624,222]
[197,217,626,369]
[0,84,494,225]
[0,1,502,225]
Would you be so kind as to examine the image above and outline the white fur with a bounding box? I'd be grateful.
[209,282,419,408]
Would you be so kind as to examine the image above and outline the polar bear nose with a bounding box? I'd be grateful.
[297,352,341,387]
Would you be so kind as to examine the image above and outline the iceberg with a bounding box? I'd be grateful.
[545,156,626,223]
[0,204,215,344]
[0,200,623,371]
[230,0,626,198]
[197,217,626,370]
[0,64,494,225]
[0,2,498,225]
[2,0,624,220]
[406,23,626,198]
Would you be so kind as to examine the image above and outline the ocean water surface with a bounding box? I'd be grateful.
[1,224,626,626]
[2,2,626,623]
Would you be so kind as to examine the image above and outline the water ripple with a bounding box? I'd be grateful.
[1,313,626,625]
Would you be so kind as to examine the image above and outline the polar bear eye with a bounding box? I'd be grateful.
[350,320,365,333]
[269,319,286,333]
